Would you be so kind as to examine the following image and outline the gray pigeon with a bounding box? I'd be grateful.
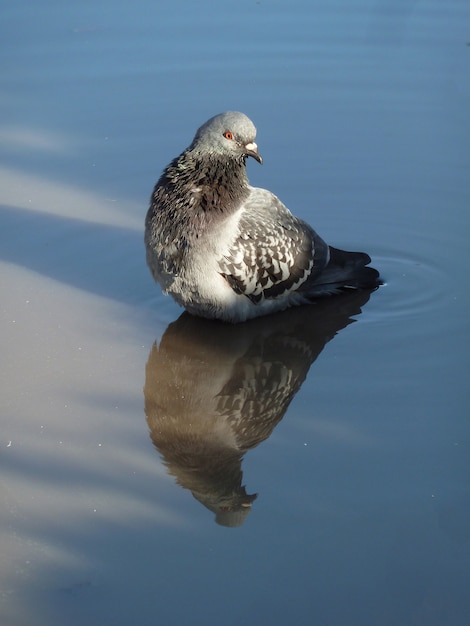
[145,111,380,323]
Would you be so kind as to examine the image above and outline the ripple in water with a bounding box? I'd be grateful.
[366,248,450,324]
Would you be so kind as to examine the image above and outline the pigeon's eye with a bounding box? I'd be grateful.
[223,130,234,140]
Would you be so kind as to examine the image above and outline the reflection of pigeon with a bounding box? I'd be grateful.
[144,290,373,526]
[145,111,380,322]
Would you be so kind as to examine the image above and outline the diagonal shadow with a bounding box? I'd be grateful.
[0,204,152,306]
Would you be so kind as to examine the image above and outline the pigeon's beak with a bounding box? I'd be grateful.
[245,142,263,164]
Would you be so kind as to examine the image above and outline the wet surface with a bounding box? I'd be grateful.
[1,1,469,624]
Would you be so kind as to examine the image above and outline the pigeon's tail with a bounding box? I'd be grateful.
[305,246,381,296]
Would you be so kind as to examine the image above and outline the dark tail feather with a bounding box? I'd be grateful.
[306,246,381,295]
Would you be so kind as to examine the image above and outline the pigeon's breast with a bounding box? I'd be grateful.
[166,207,245,311]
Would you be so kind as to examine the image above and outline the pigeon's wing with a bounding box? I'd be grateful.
[219,188,329,303]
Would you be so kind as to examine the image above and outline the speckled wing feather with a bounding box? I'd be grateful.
[219,188,329,303]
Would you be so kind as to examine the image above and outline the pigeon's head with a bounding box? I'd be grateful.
[190,112,262,164]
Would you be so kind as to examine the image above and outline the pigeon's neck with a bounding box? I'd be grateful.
[149,150,251,248]
[186,150,251,214]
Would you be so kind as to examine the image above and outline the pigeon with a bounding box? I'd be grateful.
[145,111,380,323]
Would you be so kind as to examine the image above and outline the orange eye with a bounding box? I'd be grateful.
[223,130,234,140]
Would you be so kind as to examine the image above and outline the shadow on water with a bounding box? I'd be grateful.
[144,289,374,527]
[0,204,149,306]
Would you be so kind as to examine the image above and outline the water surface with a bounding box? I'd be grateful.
[1,1,469,625]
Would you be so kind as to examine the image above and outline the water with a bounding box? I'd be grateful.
[1,1,469,624]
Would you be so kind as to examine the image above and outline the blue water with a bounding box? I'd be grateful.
[1,1,469,625]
